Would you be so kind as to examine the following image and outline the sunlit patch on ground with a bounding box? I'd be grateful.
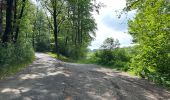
[0,53,169,100]
[1,87,30,93]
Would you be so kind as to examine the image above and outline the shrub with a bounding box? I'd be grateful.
[0,41,34,78]
[93,48,130,70]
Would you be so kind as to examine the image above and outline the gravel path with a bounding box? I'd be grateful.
[0,53,170,100]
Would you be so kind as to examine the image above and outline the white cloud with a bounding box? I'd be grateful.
[89,0,135,50]
[31,0,36,4]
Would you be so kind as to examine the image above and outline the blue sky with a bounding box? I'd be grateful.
[89,0,136,50]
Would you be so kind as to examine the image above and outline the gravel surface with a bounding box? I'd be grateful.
[0,53,170,100]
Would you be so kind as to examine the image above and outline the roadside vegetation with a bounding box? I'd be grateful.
[126,0,170,88]
[77,38,132,71]
[78,0,170,88]
[47,52,73,62]
[79,37,170,88]
[0,42,34,78]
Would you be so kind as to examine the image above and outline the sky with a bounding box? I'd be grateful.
[89,0,136,50]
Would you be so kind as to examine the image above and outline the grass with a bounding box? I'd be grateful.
[76,58,93,64]
[76,52,138,78]
[127,70,137,77]
[77,57,170,89]
[86,52,94,58]
[0,55,35,79]
[47,52,58,58]
[47,52,73,62]
[76,52,95,64]
[47,51,170,89]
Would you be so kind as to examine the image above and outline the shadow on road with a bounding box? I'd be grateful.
[0,53,169,100]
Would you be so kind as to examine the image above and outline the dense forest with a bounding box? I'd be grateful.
[0,0,170,89]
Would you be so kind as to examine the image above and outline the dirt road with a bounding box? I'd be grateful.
[0,53,170,100]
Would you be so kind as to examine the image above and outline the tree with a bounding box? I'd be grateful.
[93,38,129,67]
[0,0,4,37]
[1,0,29,43]
[60,0,98,59]
[101,37,120,50]
[2,0,14,43]
[14,0,27,42]
[0,0,35,76]
[39,0,65,54]
[36,0,100,59]
[126,0,170,81]
[32,8,51,51]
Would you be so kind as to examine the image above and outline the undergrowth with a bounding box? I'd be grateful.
[0,42,35,79]
[47,52,73,62]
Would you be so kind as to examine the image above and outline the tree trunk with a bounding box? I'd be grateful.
[14,0,26,42]
[77,4,81,44]
[65,30,69,46]
[53,8,58,54]
[2,0,14,43]
[80,22,83,44]
[12,0,17,41]
[0,0,3,37]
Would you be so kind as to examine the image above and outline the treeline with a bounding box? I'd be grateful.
[0,0,100,77]
[33,0,101,59]
[85,38,131,71]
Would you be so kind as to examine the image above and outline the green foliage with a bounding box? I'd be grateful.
[92,48,130,71]
[47,52,73,62]
[127,0,170,87]
[0,0,35,78]
[32,9,51,52]
[35,37,51,52]
[57,37,89,60]
[94,50,114,65]
[85,38,130,70]
[76,38,132,71]
[37,0,99,59]
[0,41,34,78]
[101,37,120,50]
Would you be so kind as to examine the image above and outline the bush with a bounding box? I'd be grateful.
[58,42,88,60]
[35,36,51,52]
[35,40,50,52]
[129,44,170,88]
[94,50,114,65]
[0,41,35,78]
[93,48,130,70]
[47,52,73,62]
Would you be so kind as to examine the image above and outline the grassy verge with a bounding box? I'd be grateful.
[47,52,170,89]
[46,52,73,62]
[76,59,93,64]
[0,55,35,79]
